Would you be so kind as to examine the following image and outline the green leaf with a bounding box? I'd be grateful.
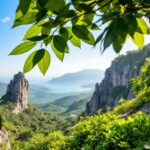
[41,26,51,35]
[125,15,137,37]
[38,49,51,75]
[18,0,31,15]
[90,24,100,30]
[64,10,76,18]
[23,50,45,73]
[112,36,123,53]
[45,0,65,13]
[83,13,94,25]
[66,27,81,48]
[103,31,112,50]
[51,41,64,62]
[52,35,68,53]
[9,41,36,55]
[36,9,48,23]
[131,32,144,48]
[70,35,81,48]
[72,25,89,40]
[94,30,106,46]
[27,35,48,41]
[113,18,128,36]
[13,12,38,27]
[137,18,149,34]
[82,31,95,45]
[23,25,42,40]
[37,0,49,6]
[104,19,127,53]
[59,28,69,41]
[44,36,52,46]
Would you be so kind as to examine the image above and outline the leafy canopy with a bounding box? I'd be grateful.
[10,0,150,74]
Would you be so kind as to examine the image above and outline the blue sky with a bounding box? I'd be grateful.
[0,0,149,83]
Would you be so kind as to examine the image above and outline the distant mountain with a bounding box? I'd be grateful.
[28,85,70,104]
[48,69,104,86]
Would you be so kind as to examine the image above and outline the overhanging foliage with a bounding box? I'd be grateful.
[10,0,150,74]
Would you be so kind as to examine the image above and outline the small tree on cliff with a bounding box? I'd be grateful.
[131,58,150,96]
[10,0,150,75]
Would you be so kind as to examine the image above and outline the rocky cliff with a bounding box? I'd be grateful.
[4,72,29,113]
[86,45,150,115]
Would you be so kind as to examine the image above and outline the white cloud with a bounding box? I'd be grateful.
[1,17,10,23]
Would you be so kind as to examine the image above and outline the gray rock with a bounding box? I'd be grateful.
[140,102,150,114]
[6,72,29,113]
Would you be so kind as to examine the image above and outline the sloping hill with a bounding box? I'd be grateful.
[64,97,91,116]
[52,93,91,109]
[35,93,91,115]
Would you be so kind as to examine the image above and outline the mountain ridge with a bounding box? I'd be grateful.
[48,69,104,85]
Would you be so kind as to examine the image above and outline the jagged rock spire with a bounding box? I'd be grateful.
[6,72,29,113]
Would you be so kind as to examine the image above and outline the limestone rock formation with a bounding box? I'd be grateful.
[86,45,150,115]
[6,72,29,113]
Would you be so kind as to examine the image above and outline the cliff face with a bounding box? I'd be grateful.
[86,45,150,115]
[5,72,29,113]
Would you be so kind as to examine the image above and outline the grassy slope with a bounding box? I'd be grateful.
[0,102,70,143]
[12,88,150,150]
[64,97,91,115]
[35,93,91,115]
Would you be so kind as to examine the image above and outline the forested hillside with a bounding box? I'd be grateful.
[0,102,70,149]
[9,57,150,150]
